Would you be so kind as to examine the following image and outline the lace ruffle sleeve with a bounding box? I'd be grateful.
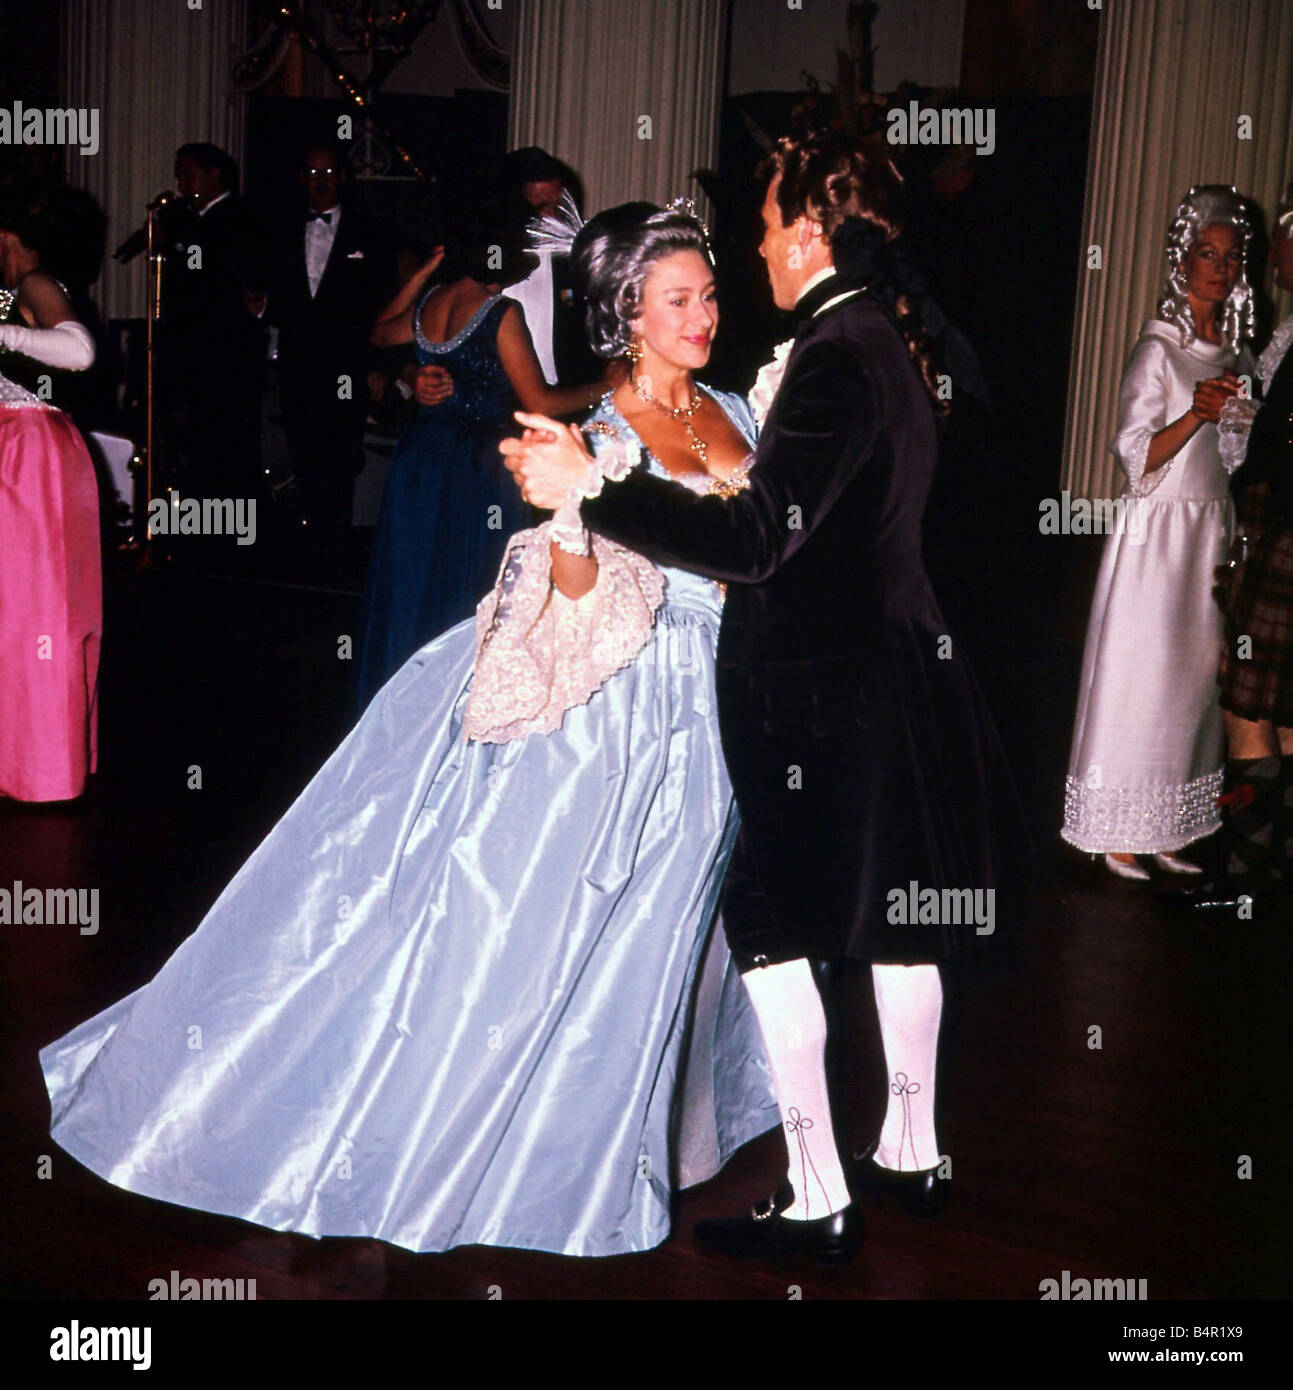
[1111,336,1170,496]
[462,520,664,744]
[1218,395,1259,473]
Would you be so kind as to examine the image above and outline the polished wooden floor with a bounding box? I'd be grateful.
[3,528,1290,1303]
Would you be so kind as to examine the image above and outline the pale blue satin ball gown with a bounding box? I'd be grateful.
[40,385,777,1257]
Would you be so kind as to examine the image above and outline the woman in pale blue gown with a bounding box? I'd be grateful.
[39,208,778,1257]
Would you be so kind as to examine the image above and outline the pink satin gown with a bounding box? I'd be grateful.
[0,387,102,802]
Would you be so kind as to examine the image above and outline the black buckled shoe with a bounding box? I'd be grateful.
[850,1142,950,1219]
[693,1180,864,1267]
[1158,771,1289,922]
[1160,871,1290,922]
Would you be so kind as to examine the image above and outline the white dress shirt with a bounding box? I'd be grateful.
[502,249,557,385]
[305,204,340,299]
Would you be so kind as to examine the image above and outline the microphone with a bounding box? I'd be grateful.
[113,192,185,263]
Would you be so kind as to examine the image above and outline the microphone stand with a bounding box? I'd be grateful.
[127,196,173,562]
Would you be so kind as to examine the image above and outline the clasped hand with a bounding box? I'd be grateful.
[1190,371,1241,425]
[499,411,597,510]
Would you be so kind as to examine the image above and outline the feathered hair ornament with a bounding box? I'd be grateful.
[525,187,585,257]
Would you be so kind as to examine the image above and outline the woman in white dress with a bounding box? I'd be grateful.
[1062,185,1256,878]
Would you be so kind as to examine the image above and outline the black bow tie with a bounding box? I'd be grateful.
[307,210,333,224]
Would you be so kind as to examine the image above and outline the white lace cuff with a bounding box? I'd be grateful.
[549,503,591,555]
[1117,428,1167,496]
[1217,395,1259,474]
[463,519,664,743]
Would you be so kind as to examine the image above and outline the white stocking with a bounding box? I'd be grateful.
[740,958,852,1220]
[871,963,943,1171]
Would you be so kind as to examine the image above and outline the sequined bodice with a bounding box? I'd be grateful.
[0,289,50,408]
[585,386,757,620]
[412,291,513,425]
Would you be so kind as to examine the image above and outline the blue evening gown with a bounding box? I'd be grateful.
[40,385,779,1257]
[355,289,531,713]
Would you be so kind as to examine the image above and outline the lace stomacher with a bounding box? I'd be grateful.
[462,519,665,744]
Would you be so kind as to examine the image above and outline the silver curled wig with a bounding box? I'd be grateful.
[571,207,713,359]
[1277,181,1293,237]
[1156,184,1255,349]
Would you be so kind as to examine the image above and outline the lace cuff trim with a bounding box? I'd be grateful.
[463,519,664,743]
[548,424,642,557]
[1218,395,1259,474]
[1257,317,1293,391]
[1118,428,1166,495]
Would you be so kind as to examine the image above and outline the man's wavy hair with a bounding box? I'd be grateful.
[757,131,947,414]
[759,129,904,243]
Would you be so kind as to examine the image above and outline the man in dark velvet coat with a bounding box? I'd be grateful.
[503,133,1018,1265]
[269,145,397,538]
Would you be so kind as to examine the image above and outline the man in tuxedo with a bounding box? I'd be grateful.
[268,145,397,539]
[160,143,267,500]
[503,131,1019,1266]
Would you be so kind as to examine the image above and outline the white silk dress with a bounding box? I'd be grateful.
[1063,319,1245,853]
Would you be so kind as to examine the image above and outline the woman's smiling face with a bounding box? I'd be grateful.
[631,249,718,372]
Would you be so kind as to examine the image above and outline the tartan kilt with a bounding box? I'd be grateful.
[1216,481,1293,725]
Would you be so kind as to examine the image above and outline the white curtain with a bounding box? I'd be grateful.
[1062,0,1293,499]
[60,0,249,322]
[507,0,727,218]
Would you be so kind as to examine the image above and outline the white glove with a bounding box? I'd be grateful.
[0,319,95,370]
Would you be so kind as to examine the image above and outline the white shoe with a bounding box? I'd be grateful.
[1153,852,1203,875]
[1104,854,1150,881]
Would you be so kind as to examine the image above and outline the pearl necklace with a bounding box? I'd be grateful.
[633,374,709,467]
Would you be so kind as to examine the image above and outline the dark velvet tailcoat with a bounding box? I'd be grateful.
[580,279,1021,965]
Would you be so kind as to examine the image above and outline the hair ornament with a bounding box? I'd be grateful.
[526,187,585,257]
[667,196,713,261]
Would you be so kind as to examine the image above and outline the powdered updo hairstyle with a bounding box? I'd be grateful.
[571,207,712,360]
[1155,184,1255,350]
